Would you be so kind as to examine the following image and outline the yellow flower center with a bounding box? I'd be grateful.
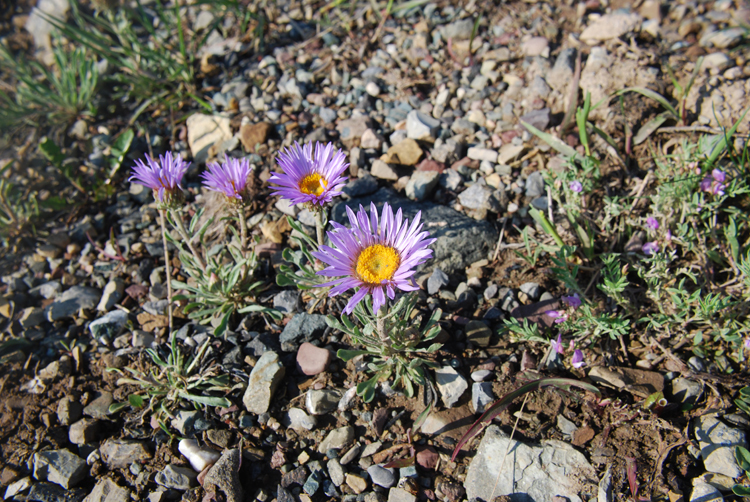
[299,173,328,196]
[356,244,400,284]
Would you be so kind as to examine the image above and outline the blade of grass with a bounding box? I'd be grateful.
[613,87,679,119]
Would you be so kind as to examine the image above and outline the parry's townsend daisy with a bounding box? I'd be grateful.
[129,151,190,204]
[312,202,435,315]
[201,155,253,202]
[270,142,349,207]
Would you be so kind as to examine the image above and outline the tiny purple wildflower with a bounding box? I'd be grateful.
[699,176,713,193]
[642,242,659,255]
[700,169,727,196]
[562,293,582,309]
[129,151,190,203]
[200,155,253,201]
[550,333,564,354]
[745,337,750,350]
[646,217,659,231]
[312,202,435,315]
[569,181,583,193]
[270,142,349,207]
[571,349,586,368]
[545,310,569,323]
[712,169,726,183]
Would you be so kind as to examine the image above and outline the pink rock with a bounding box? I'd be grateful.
[296,342,332,376]
[416,159,445,173]
[416,446,439,470]
[522,36,549,57]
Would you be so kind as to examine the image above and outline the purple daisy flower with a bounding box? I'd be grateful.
[569,180,583,193]
[270,142,349,207]
[562,293,581,309]
[571,349,586,368]
[312,202,436,315]
[646,217,659,231]
[642,241,659,255]
[201,155,253,201]
[129,151,190,203]
[550,333,564,354]
[545,310,569,323]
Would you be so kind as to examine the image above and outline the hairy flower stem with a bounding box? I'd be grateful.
[159,209,173,335]
[376,307,390,347]
[170,211,206,273]
[238,206,248,253]
[314,209,325,249]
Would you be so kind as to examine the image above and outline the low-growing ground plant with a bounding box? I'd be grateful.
[520,85,750,371]
[0,42,99,129]
[108,336,233,429]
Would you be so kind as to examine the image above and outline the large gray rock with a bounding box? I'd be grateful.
[243,351,286,414]
[694,415,747,478]
[318,426,355,453]
[435,366,468,408]
[279,313,328,352]
[406,110,440,141]
[457,184,501,220]
[203,449,244,502]
[33,449,87,489]
[405,171,440,201]
[155,464,197,490]
[46,286,101,321]
[464,425,596,502]
[99,440,152,469]
[332,188,497,275]
[83,478,130,502]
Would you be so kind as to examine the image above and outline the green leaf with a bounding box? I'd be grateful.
[128,394,145,408]
[108,402,128,413]
[39,137,65,168]
[178,391,232,407]
[736,446,750,472]
[733,485,750,497]
[213,308,233,337]
[357,376,379,403]
[521,120,580,159]
[705,107,750,167]
[736,398,750,415]
[633,112,670,145]
[613,87,678,118]
[451,378,600,462]
[337,349,372,361]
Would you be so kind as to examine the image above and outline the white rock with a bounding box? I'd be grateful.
[186,114,232,164]
[465,426,596,502]
[406,110,440,141]
[242,351,285,414]
[467,147,498,163]
[371,159,399,181]
[365,82,381,97]
[286,408,317,431]
[25,0,70,61]
[690,481,723,502]
[694,415,747,478]
[435,366,468,408]
[178,439,220,472]
[275,198,299,217]
[580,13,642,44]
[97,279,123,312]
